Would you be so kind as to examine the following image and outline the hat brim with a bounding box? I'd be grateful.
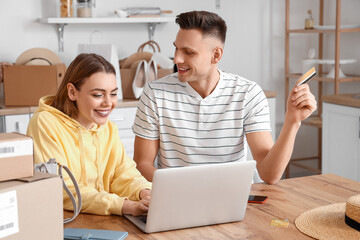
[15,48,62,65]
[295,203,360,240]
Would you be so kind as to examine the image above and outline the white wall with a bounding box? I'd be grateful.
[1,0,360,158]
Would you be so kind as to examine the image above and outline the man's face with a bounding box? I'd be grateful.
[173,29,219,83]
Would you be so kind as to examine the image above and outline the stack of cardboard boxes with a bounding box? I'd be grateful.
[0,133,63,240]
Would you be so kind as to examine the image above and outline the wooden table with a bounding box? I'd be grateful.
[64,174,360,239]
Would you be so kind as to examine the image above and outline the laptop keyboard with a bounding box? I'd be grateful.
[139,216,147,224]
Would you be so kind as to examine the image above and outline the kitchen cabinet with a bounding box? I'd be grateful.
[109,107,137,159]
[322,102,360,181]
[0,100,138,155]
[0,114,30,135]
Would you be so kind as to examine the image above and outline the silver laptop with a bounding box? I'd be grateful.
[124,160,256,233]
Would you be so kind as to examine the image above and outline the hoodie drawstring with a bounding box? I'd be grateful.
[94,132,104,191]
[77,127,88,186]
[77,126,104,191]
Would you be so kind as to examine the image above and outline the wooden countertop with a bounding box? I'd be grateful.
[322,93,360,108]
[0,91,276,116]
[0,99,139,116]
[64,174,360,239]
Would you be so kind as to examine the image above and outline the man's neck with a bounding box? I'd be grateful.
[188,69,220,99]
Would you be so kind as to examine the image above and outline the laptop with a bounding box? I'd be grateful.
[124,160,256,233]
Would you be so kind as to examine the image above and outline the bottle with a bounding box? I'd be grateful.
[60,0,74,17]
[77,0,92,18]
[305,10,314,29]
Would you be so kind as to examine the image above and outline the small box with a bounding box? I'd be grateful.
[0,172,63,240]
[120,68,173,99]
[0,132,34,182]
[3,64,66,106]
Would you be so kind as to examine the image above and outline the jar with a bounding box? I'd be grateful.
[77,0,92,18]
[305,10,314,29]
[60,0,74,17]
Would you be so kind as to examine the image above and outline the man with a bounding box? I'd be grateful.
[132,11,317,184]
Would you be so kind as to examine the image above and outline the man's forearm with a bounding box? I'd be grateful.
[258,118,301,184]
[136,162,157,182]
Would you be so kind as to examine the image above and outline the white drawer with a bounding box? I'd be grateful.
[109,108,137,130]
[121,137,135,159]
[118,129,135,138]
[4,114,30,134]
[122,137,135,152]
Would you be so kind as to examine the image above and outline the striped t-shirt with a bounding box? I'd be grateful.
[132,70,271,168]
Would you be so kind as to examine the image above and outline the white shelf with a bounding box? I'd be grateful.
[39,17,175,52]
[39,17,175,24]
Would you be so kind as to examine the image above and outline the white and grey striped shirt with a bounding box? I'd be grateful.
[132,70,271,168]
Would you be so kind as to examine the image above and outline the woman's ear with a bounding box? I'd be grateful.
[67,83,77,101]
[211,46,223,64]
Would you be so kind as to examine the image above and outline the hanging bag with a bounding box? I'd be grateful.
[119,40,173,99]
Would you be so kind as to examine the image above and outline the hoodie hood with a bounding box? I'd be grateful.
[36,95,105,133]
[36,95,106,188]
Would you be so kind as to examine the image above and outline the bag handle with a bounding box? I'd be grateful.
[59,163,82,224]
[137,40,161,53]
[35,159,82,224]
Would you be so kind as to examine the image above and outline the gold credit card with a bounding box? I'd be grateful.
[296,67,316,86]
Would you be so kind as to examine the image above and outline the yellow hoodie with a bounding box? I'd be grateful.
[27,96,152,216]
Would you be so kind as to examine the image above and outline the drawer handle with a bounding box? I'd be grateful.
[111,118,125,121]
[15,122,20,133]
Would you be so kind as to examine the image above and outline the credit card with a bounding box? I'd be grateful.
[296,67,316,86]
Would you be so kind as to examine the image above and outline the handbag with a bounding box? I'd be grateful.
[64,228,128,240]
[35,158,82,224]
[119,40,173,99]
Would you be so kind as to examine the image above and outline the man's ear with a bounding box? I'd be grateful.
[211,46,223,64]
[67,83,77,101]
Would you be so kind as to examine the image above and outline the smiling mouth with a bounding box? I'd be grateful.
[95,110,111,117]
[178,66,190,74]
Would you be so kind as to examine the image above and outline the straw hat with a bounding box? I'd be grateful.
[15,48,62,66]
[295,194,360,240]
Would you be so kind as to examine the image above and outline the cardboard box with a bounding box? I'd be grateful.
[120,67,173,99]
[0,172,63,240]
[3,64,66,106]
[0,132,33,182]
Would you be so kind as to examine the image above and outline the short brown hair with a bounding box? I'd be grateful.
[175,11,227,44]
[51,53,115,118]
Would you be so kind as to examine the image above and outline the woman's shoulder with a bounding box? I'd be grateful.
[31,110,58,123]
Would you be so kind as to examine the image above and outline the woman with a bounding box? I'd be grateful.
[27,53,151,216]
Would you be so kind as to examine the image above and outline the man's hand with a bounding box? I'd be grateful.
[286,83,317,125]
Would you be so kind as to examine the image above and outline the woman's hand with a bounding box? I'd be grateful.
[122,189,151,216]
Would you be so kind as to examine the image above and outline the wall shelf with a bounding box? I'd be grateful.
[39,17,175,52]
[287,73,360,83]
[288,28,360,34]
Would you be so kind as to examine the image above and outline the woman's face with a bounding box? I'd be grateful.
[68,72,118,129]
